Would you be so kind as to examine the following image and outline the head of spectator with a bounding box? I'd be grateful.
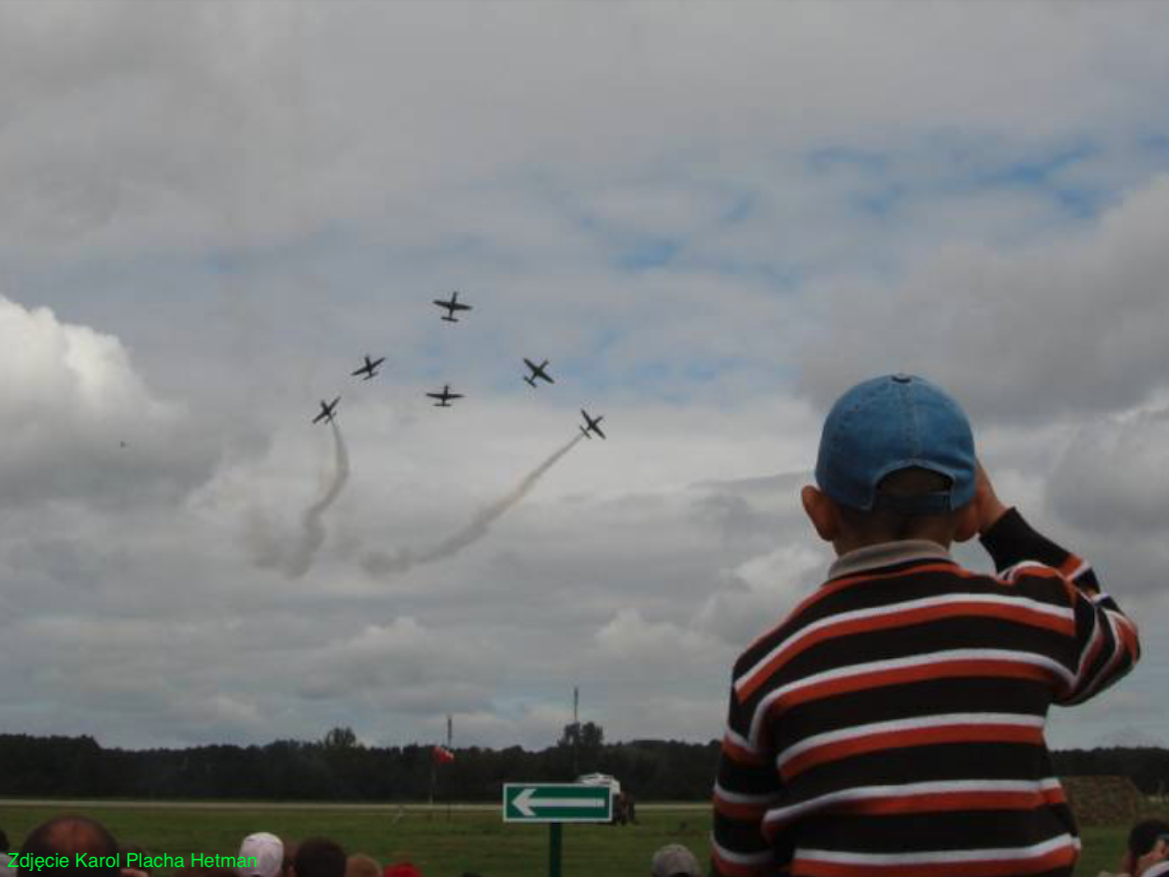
[803,374,980,555]
[1122,819,1169,876]
[293,839,345,877]
[280,840,297,877]
[120,844,150,876]
[650,843,701,877]
[17,815,120,877]
[382,864,422,877]
[345,855,379,877]
[237,833,284,877]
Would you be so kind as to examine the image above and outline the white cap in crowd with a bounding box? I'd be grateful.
[237,832,285,877]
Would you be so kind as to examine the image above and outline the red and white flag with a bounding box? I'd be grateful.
[432,745,455,765]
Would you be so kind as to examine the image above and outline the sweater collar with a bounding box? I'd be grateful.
[827,539,954,581]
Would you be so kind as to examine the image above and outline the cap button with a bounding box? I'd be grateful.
[892,373,912,383]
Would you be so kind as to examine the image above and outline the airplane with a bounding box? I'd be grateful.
[523,358,554,387]
[426,385,463,408]
[312,397,340,424]
[351,355,386,381]
[579,409,606,440]
[434,291,472,322]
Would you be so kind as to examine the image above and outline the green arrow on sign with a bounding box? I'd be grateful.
[503,782,614,823]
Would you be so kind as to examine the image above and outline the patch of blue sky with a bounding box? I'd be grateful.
[613,238,681,272]
[806,146,890,176]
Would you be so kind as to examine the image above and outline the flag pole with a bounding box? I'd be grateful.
[446,714,453,821]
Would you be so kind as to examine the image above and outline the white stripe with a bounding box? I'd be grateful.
[1071,606,1103,692]
[746,648,1074,748]
[724,725,762,757]
[1074,608,1131,702]
[710,834,774,866]
[713,781,783,807]
[1066,558,1091,580]
[762,778,1063,828]
[797,832,1079,866]
[1003,560,1051,581]
[735,593,1072,696]
[775,712,1045,772]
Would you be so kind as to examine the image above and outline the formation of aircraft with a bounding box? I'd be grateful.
[306,294,612,438]
[351,355,385,381]
[579,409,606,440]
[427,384,464,408]
[313,397,340,424]
[434,291,472,323]
[523,358,553,387]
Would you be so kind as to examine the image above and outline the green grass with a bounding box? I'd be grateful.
[0,803,1148,876]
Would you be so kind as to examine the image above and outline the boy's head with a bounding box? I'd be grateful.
[803,374,979,551]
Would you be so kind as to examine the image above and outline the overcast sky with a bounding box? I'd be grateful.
[2,0,1169,754]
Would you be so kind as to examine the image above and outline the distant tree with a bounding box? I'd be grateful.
[321,727,359,750]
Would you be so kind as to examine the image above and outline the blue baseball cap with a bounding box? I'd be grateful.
[814,374,976,513]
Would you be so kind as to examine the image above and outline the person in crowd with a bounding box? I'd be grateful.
[237,832,284,877]
[280,839,297,877]
[292,839,346,877]
[344,854,380,877]
[16,814,121,877]
[711,374,1142,877]
[1097,819,1169,877]
[651,843,702,877]
[382,863,423,877]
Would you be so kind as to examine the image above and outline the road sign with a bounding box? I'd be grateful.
[503,782,614,823]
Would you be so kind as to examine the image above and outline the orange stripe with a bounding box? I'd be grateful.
[835,786,1066,816]
[776,659,1060,712]
[713,796,771,820]
[782,723,1045,780]
[737,602,1074,701]
[721,735,769,766]
[741,562,964,657]
[794,843,1077,877]
[1058,554,1084,577]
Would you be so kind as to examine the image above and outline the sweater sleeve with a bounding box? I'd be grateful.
[711,662,790,877]
[980,507,1140,705]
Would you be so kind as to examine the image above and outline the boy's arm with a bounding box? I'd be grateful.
[711,676,789,877]
[975,465,1140,704]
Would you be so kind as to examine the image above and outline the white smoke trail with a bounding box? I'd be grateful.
[362,433,584,578]
[251,419,350,579]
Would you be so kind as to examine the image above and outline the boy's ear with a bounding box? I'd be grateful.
[801,485,840,542]
[952,500,980,543]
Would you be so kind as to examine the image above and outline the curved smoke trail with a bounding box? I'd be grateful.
[362,433,584,578]
[250,419,350,579]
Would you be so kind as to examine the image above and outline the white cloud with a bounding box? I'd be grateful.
[0,294,212,506]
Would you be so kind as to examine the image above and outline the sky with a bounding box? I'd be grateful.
[2,0,1169,754]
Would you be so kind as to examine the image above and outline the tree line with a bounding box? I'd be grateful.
[0,726,1164,801]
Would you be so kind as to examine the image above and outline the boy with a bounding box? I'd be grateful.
[711,374,1140,877]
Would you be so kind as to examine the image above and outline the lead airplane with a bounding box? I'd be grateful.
[427,385,463,408]
[523,358,554,387]
[433,291,471,322]
[313,397,341,424]
[579,409,606,440]
[351,355,386,381]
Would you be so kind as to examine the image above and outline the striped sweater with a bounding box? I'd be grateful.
[711,509,1140,877]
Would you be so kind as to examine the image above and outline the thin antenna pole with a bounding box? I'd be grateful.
[572,686,580,777]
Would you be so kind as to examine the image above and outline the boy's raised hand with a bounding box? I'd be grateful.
[974,462,1009,534]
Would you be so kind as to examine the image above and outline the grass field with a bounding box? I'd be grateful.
[0,802,1146,876]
